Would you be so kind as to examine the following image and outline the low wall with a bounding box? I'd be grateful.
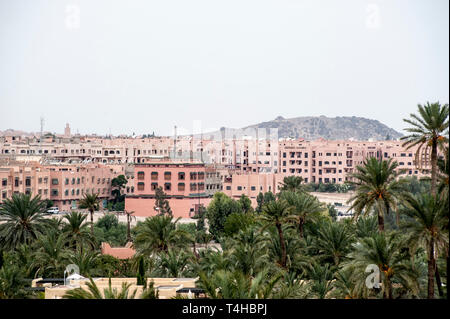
[125,196,212,218]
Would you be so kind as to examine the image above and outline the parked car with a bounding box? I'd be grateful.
[47,207,60,214]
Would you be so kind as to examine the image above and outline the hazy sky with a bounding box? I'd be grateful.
[0,0,448,136]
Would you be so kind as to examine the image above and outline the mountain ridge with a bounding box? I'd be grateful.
[203,115,403,141]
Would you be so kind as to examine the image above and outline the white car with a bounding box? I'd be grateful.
[47,207,60,214]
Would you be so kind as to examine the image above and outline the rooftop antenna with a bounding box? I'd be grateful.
[200,129,204,163]
[40,116,44,153]
[174,125,177,160]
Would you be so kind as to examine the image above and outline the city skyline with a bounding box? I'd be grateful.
[0,0,448,136]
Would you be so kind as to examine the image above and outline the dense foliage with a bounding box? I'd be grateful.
[0,104,448,299]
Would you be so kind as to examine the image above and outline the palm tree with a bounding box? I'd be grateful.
[305,261,335,299]
[347,157,408,231]
[192,248,232,277]
[134,215,190,256]
[197,268,282,299]
[279,176,304,193]
[68,247,100,277]
[311,220,354,266]
[401,194,448,299]
[332,266,366,299]
[346,232,418,299]
[279,191,325,238]
[0,194,50,250]
[228,228,269,277]
[30,230,71,278]
[154,248,193,278]
[63,277,157,299]
[62,211,95,250]
[260,200,296,268]
[263,226,307,272]
[401,102,449,196]
[0,263,30,299]
[78,193,100,236]
[354,215,379,239]
[437,146,449,201]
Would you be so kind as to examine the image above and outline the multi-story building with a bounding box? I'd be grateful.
[125,159,218,217]
[278,139,431,183]
[0,159,124,211]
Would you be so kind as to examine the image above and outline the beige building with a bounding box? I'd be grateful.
[38,277,199,299]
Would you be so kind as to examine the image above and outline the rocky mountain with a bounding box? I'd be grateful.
[201,116,403,141]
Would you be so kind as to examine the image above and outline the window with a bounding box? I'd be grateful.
[237,186,242,191]
[137,182,145,191]
[164,172,171,180]
[65,178,69,185]
[65,190,69,196]
[178,182,185,191]
[38,178,42,184]
[137,171,145,180]
[198,172,205,180]
[251,186,256,191]
[51,189,58,196]
[151,172,158,180]
[178,172,185,180]
[226,186,231,190]
[2,179,7,186]
[52,178,59,185]
[190,172,197,180]
[151,183,158,190]
[190,183,197,191]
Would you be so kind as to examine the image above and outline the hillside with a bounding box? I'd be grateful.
[201,116,403,141]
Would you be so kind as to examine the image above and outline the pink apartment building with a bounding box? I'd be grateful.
[0,161,124,211]
[125,160,215,218]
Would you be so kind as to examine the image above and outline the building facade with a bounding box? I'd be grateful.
[0,160,124,211]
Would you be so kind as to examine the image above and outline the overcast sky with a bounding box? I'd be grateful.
[0,0,448,136]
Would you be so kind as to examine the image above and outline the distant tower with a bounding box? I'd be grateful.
[40,117,44,152]
[173,125,177,160]
[64,123,71,138]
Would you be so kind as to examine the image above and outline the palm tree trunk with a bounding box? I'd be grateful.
[298,218,304,238]
[90,210,94,236]
[386,277,393,299]
[427,237,435,299]
[435,263,443,297]
[276,223,287,268]
[377,211,384,232]
[193,242,199,259]
[431,140,437,196]
[127,213,131,242]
